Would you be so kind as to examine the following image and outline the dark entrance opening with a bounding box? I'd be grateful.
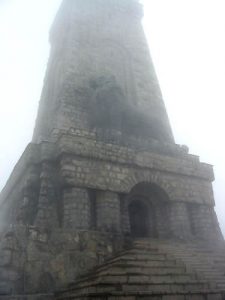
[129,200,150,238]
[126,182,171,239]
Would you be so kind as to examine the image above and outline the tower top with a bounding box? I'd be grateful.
[33,0,174,144]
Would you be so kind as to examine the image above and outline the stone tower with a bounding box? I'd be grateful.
[0,0,224,299]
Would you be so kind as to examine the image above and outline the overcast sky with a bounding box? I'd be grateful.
[0,0,224,235]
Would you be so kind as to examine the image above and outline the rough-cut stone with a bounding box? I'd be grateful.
[0,0,224,299]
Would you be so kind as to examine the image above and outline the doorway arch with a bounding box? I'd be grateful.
[126,182,171,239]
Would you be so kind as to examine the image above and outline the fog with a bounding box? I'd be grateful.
[0,0,224,235]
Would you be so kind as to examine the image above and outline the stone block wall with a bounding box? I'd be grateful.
[170,202,192,240]
[0,135,222,242]
[189,204,223,241]
[0,226,125,296]
[0,229,27,295]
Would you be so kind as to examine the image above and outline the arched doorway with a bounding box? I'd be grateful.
[129,200,150,237]
[126,182,171,239]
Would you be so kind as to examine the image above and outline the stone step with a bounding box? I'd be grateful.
[111,253,168,261]
[204,276,225,282]
[204,270,225,279]
[113,255,178,263]
[58,291,224,300]
[95,266,189,276]
[217,283,225,289]
[156,241,225,282]
[98,263,184,274]
[107,254,177,265]
[0,295,54,300]
[60,281,211,298]
[214,279,225,284]
[109,247,159,255]
[77,262,183,283]
[58,292,225,300]
[186,265,220,271]
[74,274,200,289]
[85,257,180,275]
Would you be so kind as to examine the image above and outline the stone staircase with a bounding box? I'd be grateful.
[56,239,225,300]
[154,239,225,290]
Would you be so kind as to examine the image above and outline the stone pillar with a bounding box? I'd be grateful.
[63,187,91,229]
[17,186,39,226]
[17,165,40,226]
[170,202,191,239]
[96,191,120,232]
[35,163,57,228]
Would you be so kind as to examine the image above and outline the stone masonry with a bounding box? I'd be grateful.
[0,0,224,299]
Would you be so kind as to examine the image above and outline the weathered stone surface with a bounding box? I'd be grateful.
[0,0,224,299]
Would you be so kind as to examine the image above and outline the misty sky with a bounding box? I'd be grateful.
[0,0,224,234]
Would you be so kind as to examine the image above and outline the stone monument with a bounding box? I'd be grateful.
[0,0,224,299]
